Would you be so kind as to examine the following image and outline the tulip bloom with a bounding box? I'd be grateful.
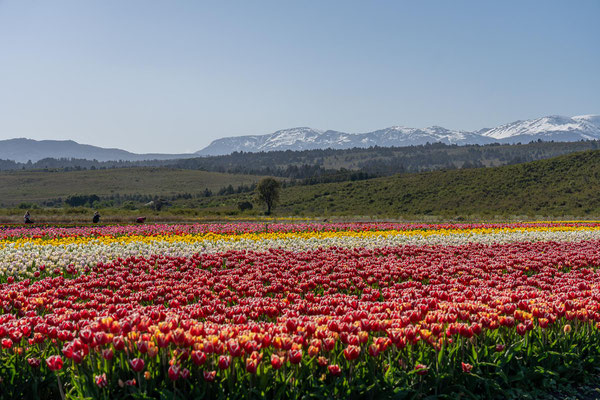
[461,362,473,373]
[102,348,114,361]
[46,355,63,371]
[328,364,342,376]
[130,358,145,372]
[218,355,231,370]
[288,349,302,364]
[168,365,181,381]
[271,354,283,370]
[203,370,217,382]
[246,357,258,374]
[415,364,428,376]
[191,350,207,366]
[95,373,108,388]
[343,345,361,361]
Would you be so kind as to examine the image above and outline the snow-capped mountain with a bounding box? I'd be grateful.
[480,115,600,143]
[196,126,495,156]
[196,114,600,156]
[2,114,598,162]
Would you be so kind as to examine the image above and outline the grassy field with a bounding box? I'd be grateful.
[190,149,600,218]
[0,167,267,206]
[1,150,599,221]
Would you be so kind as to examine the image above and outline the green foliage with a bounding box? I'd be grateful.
[256,178,281,215]
[17,202,38,210]
[237,201,253,212]
[273,150,600,217]
[65,194,100,207]
[121,201,137,210]
[2,322,600,399]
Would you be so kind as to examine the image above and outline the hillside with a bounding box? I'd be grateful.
[0,168,266,207]
[192,150,600,217]
[2,140,599,187]
[274,150,600,216]
[176,140,600,177]
[2,150,599,218]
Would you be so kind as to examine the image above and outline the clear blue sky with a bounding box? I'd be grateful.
[0,1,598,153]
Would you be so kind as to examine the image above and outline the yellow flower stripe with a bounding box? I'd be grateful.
[4,225,600,249]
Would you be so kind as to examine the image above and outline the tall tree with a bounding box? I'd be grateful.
[255,178,281,215]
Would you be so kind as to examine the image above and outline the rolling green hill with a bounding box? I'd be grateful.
[279,150,600,216]
[195,149,600,217]
[2,150,599,218]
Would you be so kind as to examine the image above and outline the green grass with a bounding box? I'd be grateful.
[2,150,600,219]
[192,149,600,218]
[0,167,267,206]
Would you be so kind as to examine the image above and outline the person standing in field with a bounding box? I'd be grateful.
[24,211,33,224]
[93,211,100,223]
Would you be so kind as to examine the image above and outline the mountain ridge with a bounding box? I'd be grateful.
[0,138,196,163]
[196,114,600,156]
[1,113,598,162]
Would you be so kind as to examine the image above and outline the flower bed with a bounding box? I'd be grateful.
[1,222,600,398]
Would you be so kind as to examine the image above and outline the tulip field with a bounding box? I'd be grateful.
[3,222,600,399]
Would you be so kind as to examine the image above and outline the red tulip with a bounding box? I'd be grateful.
[288,349,302,364]
[95,373,108,388]
[246,357,258,374]
[461,362,473,373]
[46,355,63,371]
[168,364,180,381]
[317,356,329,367]
[203,370,216,382]
[368,344,380,357]
[328,364,342,376]
[218,355,231,370]
[137,340,149,354]
[343,345,361,361]
[180,368,190,380]
[415,364,428,376]
[27,358,41,368]
[113,336,126,351]
[271,354,283,370]
[102,348,114,361]
[130,358,145,372]
[191,350,207,366]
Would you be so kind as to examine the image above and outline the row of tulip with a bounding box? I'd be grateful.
[2,223,600,280]
[2,221,600,239]
[1,222,600,398]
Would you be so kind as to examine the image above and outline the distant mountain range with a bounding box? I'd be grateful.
[0,139,196,163]
[197,114,600,156]
[1,114,598,162]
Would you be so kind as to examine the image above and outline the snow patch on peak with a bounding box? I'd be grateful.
[481,115,600,140]
[195,113,600,156]
[573,114,600,127]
